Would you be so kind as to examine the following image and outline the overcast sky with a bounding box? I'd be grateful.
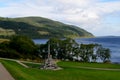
[0,0,120,36]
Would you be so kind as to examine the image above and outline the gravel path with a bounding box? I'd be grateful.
[16,61,29,68]
[0,63,15,80]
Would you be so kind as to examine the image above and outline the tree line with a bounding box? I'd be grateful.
[39,38,111,63]
[0,36,111,63]
[0,36,38,60]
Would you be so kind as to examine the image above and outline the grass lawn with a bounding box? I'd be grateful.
[22,62,40,68]
[58,61,120,69]
[0,59,120,80]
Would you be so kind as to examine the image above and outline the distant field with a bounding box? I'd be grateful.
[0,59,120,80]
[0,39,9,43]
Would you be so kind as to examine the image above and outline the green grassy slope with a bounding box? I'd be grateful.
[0,17,94,38]
[58,61,120,69]
[0,60,120,80]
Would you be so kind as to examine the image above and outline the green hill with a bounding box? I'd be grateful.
[0,17,94,39]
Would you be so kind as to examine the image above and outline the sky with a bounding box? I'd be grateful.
[0,0,120,36]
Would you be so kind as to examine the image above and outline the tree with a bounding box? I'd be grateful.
[91,44,101,62]
[39,44,48,59]
[9,35,38,59]
[97,46,111,63]
[60,38,78,60]
[39,38,62,59]
[73,45,81,61]
[79,44,95,62]
[47,38,61,59]
[0,41,21,59]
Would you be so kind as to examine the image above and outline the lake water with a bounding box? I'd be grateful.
[33,37,120,63]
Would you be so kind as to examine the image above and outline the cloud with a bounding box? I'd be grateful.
[55,0,120,21]
[0,0,120,36]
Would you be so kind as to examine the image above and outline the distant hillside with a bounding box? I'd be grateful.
[0,17,94,39]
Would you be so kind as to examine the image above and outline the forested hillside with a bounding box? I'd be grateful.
[0,17,94,38]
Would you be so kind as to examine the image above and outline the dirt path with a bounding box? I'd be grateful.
[0,63,15,80]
